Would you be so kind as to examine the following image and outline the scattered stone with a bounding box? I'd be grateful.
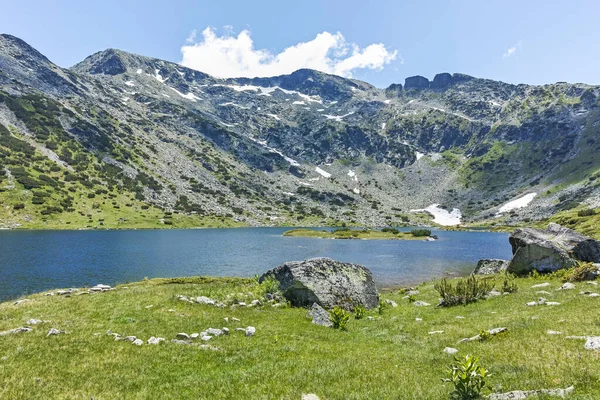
[251,299,262,307]
[487,290,502,297]
[238,302,247,307]
[488,386,574,399]
[26,319,43,325]
[245,326,256,337]
[94,284,111,290]
[558,282,575,290]
[147,337,165,345]
[385,299,398,308]
[56,290,70,296]
[171,339,192,345]
[260,257,379,310]
[508,223,600,274]
[547,330,562,335]
[443,347,459,355]
[232,317,240,322]
[526,301,538,307]
[473,259,509,275]
[206,328,223,337]
[308,303,333,327]
[589,293,600,297]
[88,287,103,292]
[201,335,212,341]
[196,296,216,305]
[190,333,200,339]
[545,302,561,306]
[13,299,30,305]
[168,309,176,312]
[587,281,599,285]
[224,317,229,323]
[531,282,550,288]
[367,316,376,321]
[456,316,465,319]
[415,318,423,321]
[413,301,430,307]
[176,333,190,340]
[46,328,66,336]
[302,395,320,400]
[177,295,190,302]
[405,290,420,296]
[235,328,245,332]
[459,327,507,343]
[144,305,153,309]
[124,336,137,342]
[132,339,143,346]
[584,337,600,350]
[428,331,444,335]
[222,328,229,335]
[536,291,551,295]
[0,327,32,336]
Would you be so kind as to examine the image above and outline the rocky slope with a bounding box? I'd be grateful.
[0,33,599,229]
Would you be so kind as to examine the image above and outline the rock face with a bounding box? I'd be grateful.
[473,259,509,275]
[507,223,600,274]
[404,75,430,90]
[259,258,379,309]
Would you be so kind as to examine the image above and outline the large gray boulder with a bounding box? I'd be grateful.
[508,223,600,274]
[259,258,379,310]
[473,259,509,275]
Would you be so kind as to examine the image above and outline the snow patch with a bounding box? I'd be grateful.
[298,181,312,187]
[384,99,391,104]
[124,81,135,87]
[324,111,354,122]
[498,193,537,213]
[411,204,462,226]
[136,69,142,74]
[416,152,425,160]
[348,170,358,181]
[353,188,360,194]
[292,101,306,105]
[169,87,200,101]
[381,122,386,130]
[154,69,167,83]
[315,167,331,178]
[266,114,281,121]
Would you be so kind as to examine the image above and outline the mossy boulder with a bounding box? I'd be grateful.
[259,257,379,310]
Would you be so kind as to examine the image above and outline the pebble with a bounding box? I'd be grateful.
[245,326,256,337]
[147,337,165,345]
[531,282,550,288]
[124,336,137,342]
[132,339,143,346]
[171,339,192,345]
[196,296,216,305]
[0,327,33,336]
[201,335,212,341]
[224,317,229,323]
[367,316,375,320]
[26,319,43,325]
[545,302,561,306]
[587,281,598,285]
[235,328,245,332]
[222,327,229,335]
[13,299,30,305]
[238,302,247,307]
[302,395,320,400]
[584,337,600,350]
[190,333,200,339]
[547,330,562,335]
[46,328,66,336]
[176,333,190,340]
[413,301,430,307]
[428,331,444,335]
[415,318,423,322]
[232,317,241,322]
[443,347,459,355]
[145,305,153,309]
[455,316,465,319]
[385,299,398,307]
[251,299,262,306]
[168,309,176,312]
[558,282,575,290]
[535,291,551,295]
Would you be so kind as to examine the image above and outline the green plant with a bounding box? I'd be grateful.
[329,306,350,330]
[411,229,432,237]
[434,276,494,307]
[478,330,492,342]
[353,305,366,320]
[378,299,389,315]
[442,355,491,400]
[577,208,596,217]
[501,273,518,293]
[563,261,599,282]
[258,276,280,297]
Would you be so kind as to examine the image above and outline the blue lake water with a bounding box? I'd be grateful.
[0,227,512,301]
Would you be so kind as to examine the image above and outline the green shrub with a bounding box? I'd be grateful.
[434,276,494,307]
[353,305,366,320]
[563,261,599,282]
[381,227,400,234]
[577,208,596,217]
[411,229,432,237]
[329,307,350,330]
[377,299,389,315]
[501,273,518,293]
[443,355,491,400]
[258,276,280,297]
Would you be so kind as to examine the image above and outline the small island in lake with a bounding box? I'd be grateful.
[283,227,436,240]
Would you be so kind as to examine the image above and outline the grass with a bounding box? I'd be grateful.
[1,275,600,399]
[283,228,425,240]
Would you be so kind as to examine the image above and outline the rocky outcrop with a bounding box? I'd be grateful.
[473,259,509,275]
[259,258,379,309]
[507,223,600,274]
[431,73,452,90]
[404,75,430,90]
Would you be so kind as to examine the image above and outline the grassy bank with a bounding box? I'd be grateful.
[283,228,430,240]
[1,275,599,399]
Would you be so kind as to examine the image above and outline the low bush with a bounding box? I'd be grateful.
[501,273,518,293]
[434,276,494,307]
[258,276,280,297]
[563,261,599,282]
[381,227,400,234]
[353,305,366,320]
[411,229,431,237]
[577,208,596,217]
[443,354,491,400]
[329,307,350,330]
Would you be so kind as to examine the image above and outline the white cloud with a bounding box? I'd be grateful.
[180,27,398,78]
[503,40,522,58]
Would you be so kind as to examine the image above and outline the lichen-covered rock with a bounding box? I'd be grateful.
[308,303,332,327]
[507,224,600,274]
[473,259,509,275]
[259,258,379,310]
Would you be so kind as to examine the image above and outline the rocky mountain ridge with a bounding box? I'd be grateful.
[0,33,599,229]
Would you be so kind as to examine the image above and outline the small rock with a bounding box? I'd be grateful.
[584,337,600,350]
[238,302,247,307]
[246,326,256,337]
[89,287,103,292]
[415,318,423,322]
[147,336,165,345]
[13,299,30,305]
[222,327,229,335]
[487,290,502,297]
[302,395,320,400]
[190,333,200,339]
[94,284,111,290]
[26,319,43,325]
[428,331,444,335]
[171,339,192,345]
[413,301,430,307]
[385,299,398,307]
[367,316,376,321]
[558,282,575,290]
[176,333,190,340]
[251,299,262,306]
[232,317,241,322]
[443,347,459,355]
[0,327,33,336]
[308,303,333,327]
[47,328,66,336]
[132,339,143,346]
[488,386,574,400]
[144,305,153,309]
[177,295,189,302]
[587,281,599,285]
[545,302,561,306]
[547,330,562,335]
[206,328,223,336]
[196,296,216,305]
[526,301,538,306]
[124,336,137,342]
[531,282,550,288]
[235,328,245,332]
[536,291,551,295]
[590,293,600,297]
[459,327,507,343]
[455,316,465,319]
[168,309,176,312]
[405,290,420,296]
[224,317,229,323]
[201,335,212,341]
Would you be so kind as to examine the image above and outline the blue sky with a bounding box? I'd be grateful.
[1,0,599,87]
